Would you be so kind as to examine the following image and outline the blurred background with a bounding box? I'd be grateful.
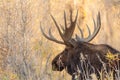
[0,0,120,80]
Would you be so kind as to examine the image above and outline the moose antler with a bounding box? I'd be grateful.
[76,12,101,42]
[40,10,78,45]
[40,11,101,45]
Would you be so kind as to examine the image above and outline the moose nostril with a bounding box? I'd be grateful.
[52,63,58,70]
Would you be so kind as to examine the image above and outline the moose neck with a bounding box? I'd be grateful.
[77,41,96,50]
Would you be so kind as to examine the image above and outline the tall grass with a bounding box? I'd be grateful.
[73,53,120,80]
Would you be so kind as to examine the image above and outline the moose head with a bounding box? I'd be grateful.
[40,10,120,80]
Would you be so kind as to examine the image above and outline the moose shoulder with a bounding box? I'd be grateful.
[40,10,120,80]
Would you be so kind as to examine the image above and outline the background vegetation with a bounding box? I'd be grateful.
[0,0,120,80]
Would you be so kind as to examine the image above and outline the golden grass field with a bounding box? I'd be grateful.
[0,0,120,80]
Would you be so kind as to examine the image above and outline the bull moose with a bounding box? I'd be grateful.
[40,10,120,80]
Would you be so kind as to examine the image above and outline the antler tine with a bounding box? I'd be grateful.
[97,12,101,28]
[74,10,78,23]
[62,10,78,42]
[84,12,101,42]
[40,25,65,45]
[69,10,78,23]
[70,9,73,23]
[64,11,67,30]
[50,15,64,39]
[86,24,92,38]
[76,12,101,42]
[76,24,91,41]
[77,23,84,38]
